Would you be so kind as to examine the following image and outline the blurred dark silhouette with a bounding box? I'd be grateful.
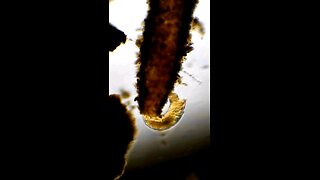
[108,21,134,178]
[108,23,127,51]
[108,95,136,179]
[107,23,134,179]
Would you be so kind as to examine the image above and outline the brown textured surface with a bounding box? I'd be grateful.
[136,0,198,117]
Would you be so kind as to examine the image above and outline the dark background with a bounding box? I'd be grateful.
[1,0,111,178]
[211,1,316,179]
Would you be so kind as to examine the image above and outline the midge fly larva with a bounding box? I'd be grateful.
[135,0,199,130]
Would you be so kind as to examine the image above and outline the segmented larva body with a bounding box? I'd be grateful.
[136,0,198,119]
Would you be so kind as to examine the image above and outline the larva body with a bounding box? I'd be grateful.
[136,0,198,117]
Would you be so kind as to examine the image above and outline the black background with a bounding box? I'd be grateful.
[1,0,110,178]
